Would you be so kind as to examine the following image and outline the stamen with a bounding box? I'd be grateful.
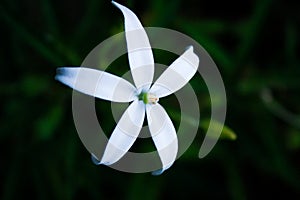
[138,92,159,104]
[147,93,159,104]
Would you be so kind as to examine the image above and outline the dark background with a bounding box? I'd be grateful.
[1,0,300,199]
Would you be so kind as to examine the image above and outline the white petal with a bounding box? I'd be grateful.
[146,103,178,175]
[150,46,199,98]
[100,100,145,165]
[112,1,154,91]
[55,67,137,102]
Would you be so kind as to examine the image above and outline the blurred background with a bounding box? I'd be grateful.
[1,0,300,199]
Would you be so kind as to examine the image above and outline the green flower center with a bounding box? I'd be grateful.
[138,92,159,104]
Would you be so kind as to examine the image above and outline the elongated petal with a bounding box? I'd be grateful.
[100,100,145,165]
[112,1,154,91]
[55,67,137,102]
[146,103,178,175]
[150,46,199,98]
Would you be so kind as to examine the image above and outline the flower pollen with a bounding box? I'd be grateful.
[138,92,159,104]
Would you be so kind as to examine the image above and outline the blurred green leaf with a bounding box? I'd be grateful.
[178,21,234,71]
[177,19,229,35]
[200,119,237,140]
[71,0,102,46]
[261,88,300,129]
[285,21,297,66]
[169,109,236,140]
[35,105,63,140]
[41,0,59,36]
[21,75,49,97]
[149,0,181,26]
[286,129,300,150]
[0,6,64,65]
[235,0,273,64]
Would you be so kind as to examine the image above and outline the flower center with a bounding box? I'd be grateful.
[138,92,159,104]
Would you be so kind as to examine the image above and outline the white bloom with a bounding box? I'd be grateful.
[55,1,199,175]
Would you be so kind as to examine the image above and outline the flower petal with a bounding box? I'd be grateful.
[55,67,137,102]
[112,1,154,91]
[146,103,178,175]
[150,46,199,98]
[100,100,145,165]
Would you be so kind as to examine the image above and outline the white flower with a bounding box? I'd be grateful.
[55,1,199,175]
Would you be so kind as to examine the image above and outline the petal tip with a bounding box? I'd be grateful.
[54,75,60,81]
[55,67,64,80]
[91,154,114,165]
[186,45,194,51]
[91,154,101,165]
[111,1,121,8]
[55,67,63,75]
[185,45,199,67]
[151,169,164,176]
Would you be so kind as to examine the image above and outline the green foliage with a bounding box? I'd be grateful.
[1,0,300,199]
[200,119,237,140]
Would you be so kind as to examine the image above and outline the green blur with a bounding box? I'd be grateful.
[1,0,300,199]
